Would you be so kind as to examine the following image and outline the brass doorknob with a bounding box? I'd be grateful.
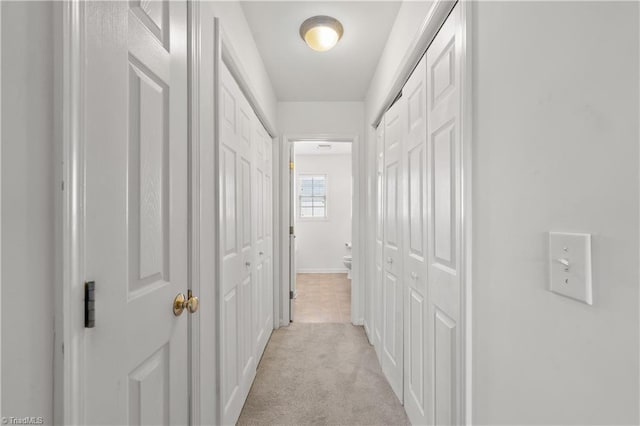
[173,292,199,316]
[186,294,199,313]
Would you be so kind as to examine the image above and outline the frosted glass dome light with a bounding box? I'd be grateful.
[299,16,344,52]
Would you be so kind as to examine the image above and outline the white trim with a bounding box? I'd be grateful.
[188,2,201,425]
[272,136,280,330]
[0,1,3,418]
[213,18,223,426]
[296,269,349,274]
[460,2,473,424]
[279,135,362,326]
[371,0,457,128]
[61,1,85,423]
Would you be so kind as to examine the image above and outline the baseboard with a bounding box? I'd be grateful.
[296,268,349,274]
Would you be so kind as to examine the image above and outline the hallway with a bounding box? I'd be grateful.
[237,323,409,425]
[2,1,638,425]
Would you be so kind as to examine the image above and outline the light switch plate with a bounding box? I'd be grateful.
[548,232,592,305]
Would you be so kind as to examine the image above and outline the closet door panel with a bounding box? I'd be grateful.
[426,4,463,425]
[403,55,429,425]
[219,63,256,425]
[374,120,385,360]
[381,98,406,402]
[254,119,273,361]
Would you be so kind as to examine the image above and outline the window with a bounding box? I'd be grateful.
[298,175,327,218]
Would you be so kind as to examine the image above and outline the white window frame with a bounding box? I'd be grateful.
[297,173,328,220]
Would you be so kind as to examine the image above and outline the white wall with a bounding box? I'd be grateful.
[295,153,352,273]
[202,0,278,131]
[278,102,364,137]
[471,2,639,424]
[1,2,55,423]
[364,1,434,125]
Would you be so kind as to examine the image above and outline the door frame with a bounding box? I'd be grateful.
[368,0,473,422]
[278,134,362,326]
[60,1,86,422]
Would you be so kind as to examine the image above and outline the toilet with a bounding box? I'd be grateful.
[343,255,352,279]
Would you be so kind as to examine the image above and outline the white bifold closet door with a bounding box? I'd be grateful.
[219,62,273,425]
[374,3,463,425]
[425,4,463,425]
[253,121,274,361]
[381,96,406,402]
[402,55,429,424]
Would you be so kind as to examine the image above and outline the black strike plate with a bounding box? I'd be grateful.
[85,281,95,328]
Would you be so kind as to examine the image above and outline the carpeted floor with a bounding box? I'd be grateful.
[237,323,410,426]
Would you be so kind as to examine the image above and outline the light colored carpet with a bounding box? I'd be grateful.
[237,323,410,426]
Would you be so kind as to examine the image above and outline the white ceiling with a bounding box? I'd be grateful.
[240,1,401,102]
[295,141,352,155]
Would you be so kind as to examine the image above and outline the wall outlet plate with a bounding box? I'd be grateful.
[548,232,593,305]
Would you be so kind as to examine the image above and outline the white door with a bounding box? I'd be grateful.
[374,119,385,362]
[83,1,189,424]
[219,63,256,424]
[426,4,463,425]
[381,96,406,402]
[402,55,430,424]
[254,120,274,360]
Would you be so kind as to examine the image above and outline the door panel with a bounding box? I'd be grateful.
[374,121,385,359]
[426,4,463,425]
[381,97,405,402]
[254,121,274,360]
[403,56,430,424]
[434,309,457,426]
[84,1,188,424]
[219,63,255,424]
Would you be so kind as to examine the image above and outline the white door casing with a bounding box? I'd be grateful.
[402,55,430,424]
[288,144,296,322]
[219,62,257,424]
[374,119,385,361]
[82,1,189,424]
[381,96,406,402]
[426,4,463,425]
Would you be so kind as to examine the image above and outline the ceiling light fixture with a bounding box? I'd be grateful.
[299,15,344,52]
[317,144,332,151]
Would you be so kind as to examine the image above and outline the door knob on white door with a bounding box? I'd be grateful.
[173,292,199,316]
[245,261,251,268]
[386,257,393,264]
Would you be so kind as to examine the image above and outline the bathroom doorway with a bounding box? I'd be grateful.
[289,140,353,322]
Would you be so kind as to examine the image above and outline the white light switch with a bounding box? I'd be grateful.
[548,232,592,305]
